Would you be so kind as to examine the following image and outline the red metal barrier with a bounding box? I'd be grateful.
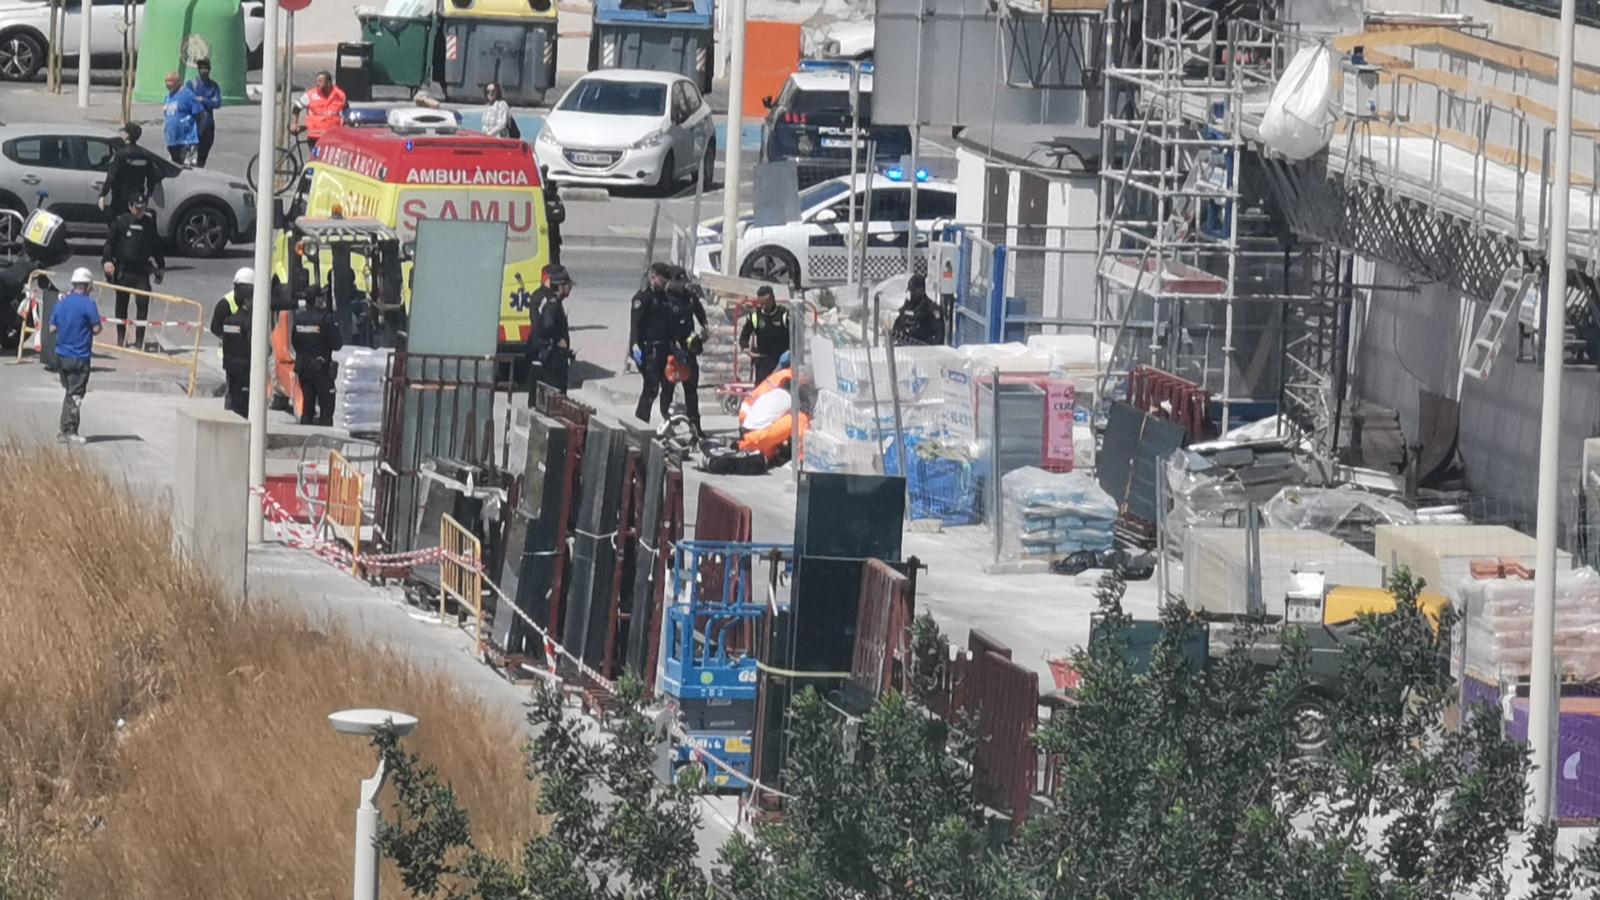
[850,560,917,699]
[537,388,594,643]
[694,484,756,650]
[1129,365,1211,441]
[601,447,644,678]
[964,648,1040,827]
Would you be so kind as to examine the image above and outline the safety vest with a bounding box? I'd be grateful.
[303,86,347,138]
[216,291,240,362]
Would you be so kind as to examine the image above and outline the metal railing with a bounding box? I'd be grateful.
[325,449,366,575]
[439,512,485,652]
[14,274,207,396]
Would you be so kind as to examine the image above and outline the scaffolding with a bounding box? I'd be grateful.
[1093,0,1249,432]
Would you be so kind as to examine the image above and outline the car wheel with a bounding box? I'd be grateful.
[173,200,231,258]
[0,194,24,257]
[740,246,801,289]
[655,150,676,196]
[699,138,716,188]
[0,31,44,82]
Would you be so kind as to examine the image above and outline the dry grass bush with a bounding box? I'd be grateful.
[0,442,539,898]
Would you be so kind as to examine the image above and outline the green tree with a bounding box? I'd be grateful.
[374,672,708,899]
[1016,566,1600,899]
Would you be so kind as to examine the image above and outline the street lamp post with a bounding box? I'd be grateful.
[76,0,91,107]
[1529,0,1579,823]
[330,708,420,900]
[247,0,280,543]
[718,0,748,276]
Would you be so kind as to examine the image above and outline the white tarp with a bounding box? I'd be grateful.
[1260,45,1337,160]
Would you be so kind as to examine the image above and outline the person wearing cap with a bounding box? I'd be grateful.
[162,71,205,167]
[186,59,223,168]
[292,70,348,146]
[739,285,790,383]
[891,272,943,347]
[292,286,344,425]
[48,268,103,444]
[527,264,574,397]
[630,262,678,422]
[98,123,159,213]
[210,268,257,416]
[662,277,708,436]
[101,194,165,350]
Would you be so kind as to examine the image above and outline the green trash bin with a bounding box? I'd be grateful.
[358,13,435,89]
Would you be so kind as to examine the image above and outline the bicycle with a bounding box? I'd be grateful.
[246,131,312,198]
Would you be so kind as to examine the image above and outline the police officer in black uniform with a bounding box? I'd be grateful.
[662,275,708,436]
[891,273,944,346]
[292,290,345,425]
[738,285,790,383]
[98,123,160,215]
[527,264,574,398]
[209,267,256,416]
[541,165,566,266]
[101,194,166,350]
[631,262,676,423]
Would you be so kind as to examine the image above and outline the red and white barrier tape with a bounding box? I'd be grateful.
[250,485,792,801]
[99,316,200,329]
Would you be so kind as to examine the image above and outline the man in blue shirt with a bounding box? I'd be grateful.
[162,71,204,167]
[48,268,102,444]
[187,59,223,168]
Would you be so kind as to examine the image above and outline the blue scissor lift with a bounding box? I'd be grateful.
[660,540,792,789]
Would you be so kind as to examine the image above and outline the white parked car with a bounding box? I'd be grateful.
[694,172,958,289]
[0,0,267,82]
[537,68,716,195]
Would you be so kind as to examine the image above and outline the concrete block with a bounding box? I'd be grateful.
[173,404,249,599]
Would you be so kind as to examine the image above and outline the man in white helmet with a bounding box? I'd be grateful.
[49,268,102,443]
[209,267,256,416]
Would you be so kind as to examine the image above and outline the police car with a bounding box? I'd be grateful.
[694,169,957,289]
[760,60,911,187]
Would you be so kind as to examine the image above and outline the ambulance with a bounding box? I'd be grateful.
[285,114,551,351]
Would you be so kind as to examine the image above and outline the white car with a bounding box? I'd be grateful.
[537,68,716,195]
[694,173,958,289]
[0,0,267,82]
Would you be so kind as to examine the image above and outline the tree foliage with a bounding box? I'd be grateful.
[378,569,1600,899]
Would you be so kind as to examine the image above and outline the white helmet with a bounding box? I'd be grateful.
[233,267,256,286]
[70,267,94,285]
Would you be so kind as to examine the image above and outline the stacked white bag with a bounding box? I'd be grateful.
[334,347,392,434]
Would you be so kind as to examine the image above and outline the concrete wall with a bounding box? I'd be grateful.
[172,404,249,599]
[1352,258,1600,510]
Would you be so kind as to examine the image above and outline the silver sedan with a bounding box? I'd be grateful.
[0,122,255,257]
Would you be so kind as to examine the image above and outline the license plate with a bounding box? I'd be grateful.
[571,151,613,165]
[820,137,861,149]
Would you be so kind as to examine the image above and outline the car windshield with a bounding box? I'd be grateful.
[798,180,851,211]
[788,89,873,118]
[558,80,667,116]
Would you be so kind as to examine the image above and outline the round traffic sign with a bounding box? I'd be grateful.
[280,0,313,13]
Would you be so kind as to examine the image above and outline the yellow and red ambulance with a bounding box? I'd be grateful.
[289,121,550,350]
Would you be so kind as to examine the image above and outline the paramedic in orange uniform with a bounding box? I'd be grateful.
[291,71,347,147]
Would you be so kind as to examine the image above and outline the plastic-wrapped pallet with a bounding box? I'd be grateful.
[830,344,956,402]
[802,430,882,475]
[811,388,944,443]
[1181,528,1385,617]
[1459,567,1600,681]
[1000,467,1117,560]
[1374,524,1571,603]
[333,347,392,434]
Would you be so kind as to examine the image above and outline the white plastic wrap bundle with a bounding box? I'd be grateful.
[1001,467,1117,560]
[334,347,392,434]
[829,345,956,402]
[1459,567,1600,681]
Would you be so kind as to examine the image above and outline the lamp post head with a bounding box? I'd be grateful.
[329,708,418,738]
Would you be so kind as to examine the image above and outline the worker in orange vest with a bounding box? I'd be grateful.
[291,71,347,146]
[737,361,810,463]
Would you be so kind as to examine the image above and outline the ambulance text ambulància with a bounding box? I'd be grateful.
[295,124,550,350]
